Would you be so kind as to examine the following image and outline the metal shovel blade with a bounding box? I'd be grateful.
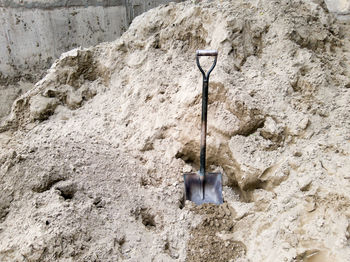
[184,172,223,205]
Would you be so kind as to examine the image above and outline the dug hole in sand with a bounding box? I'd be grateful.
[1,0,350,261]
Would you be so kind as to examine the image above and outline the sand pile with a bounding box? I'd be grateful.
[1,0,350,261]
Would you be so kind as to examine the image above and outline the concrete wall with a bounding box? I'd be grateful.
[0,0,180,84]
[0,5,126,83]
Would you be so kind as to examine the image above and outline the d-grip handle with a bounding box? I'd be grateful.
[196,50,218,56]
[196,50,218,80]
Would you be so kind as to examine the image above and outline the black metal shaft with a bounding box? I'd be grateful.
[200,80,208,176]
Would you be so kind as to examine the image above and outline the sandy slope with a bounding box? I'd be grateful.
[1,0,350,261]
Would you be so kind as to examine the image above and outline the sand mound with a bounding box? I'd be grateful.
[1,0,350,261]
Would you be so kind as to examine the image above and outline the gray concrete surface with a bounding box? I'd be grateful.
[0,0,180,84]
[0,0,125,8]
[0,5,127,83]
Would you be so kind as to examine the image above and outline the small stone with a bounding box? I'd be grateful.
[294,151,302,157]
[215,220,220,227]
[93,196,102,205]
[305,201,316,212]
[299,178,312,191]
[96,200,106,208]
[298,117,310,130]
[183,164,192,173]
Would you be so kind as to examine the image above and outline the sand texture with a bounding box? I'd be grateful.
[1,0,350,261]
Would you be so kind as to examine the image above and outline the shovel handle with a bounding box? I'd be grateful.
[196,50,218,56]
[196,50,218,189]
[196,50,218,81]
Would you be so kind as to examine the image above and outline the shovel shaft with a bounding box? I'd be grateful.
[196,52,217,177]
[199,80,208,200]
[200,80,208,176]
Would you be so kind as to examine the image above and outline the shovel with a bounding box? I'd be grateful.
[183,50,223,205]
